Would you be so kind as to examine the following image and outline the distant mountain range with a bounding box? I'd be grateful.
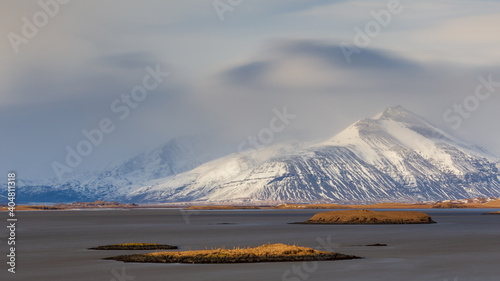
[2,133,231,203]
[5,106,500,204]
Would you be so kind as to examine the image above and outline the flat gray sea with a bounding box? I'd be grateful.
[1,209,499,281]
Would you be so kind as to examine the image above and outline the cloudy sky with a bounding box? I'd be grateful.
[1,0,499,180]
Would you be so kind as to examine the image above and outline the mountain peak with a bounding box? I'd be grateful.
[12,105,500,204]
[371,105,432,128]
[127,103,500,203]
[327,106,427,145]
[376,105,414,119]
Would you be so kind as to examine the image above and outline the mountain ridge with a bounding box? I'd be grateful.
[6,106,500,204]
[126,106,500,203]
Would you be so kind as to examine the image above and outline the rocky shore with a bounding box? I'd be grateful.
[90,243,177,250]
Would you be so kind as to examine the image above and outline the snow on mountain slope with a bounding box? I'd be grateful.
[10,133,231,203]
[128,106,500,203]
[9,106,500,204]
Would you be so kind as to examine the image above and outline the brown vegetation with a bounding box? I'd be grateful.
[54,201,139,208]
[278,202,434,209]
[483,200,500,208]
[186,206,260,210]
[432,202,467,209]
[0,201,139,211]
[298,209,436,224]
[105,243,360,264]
[275,203,347,209]
[2,205,64,211]
[189,200,500,210]
[3,198,499,211]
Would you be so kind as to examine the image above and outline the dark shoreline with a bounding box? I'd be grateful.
[105,253,362,264]
[90,244,177,250]
[291,221,437,225]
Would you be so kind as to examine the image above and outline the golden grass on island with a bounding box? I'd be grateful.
[105,243,361,264]
[297,209,436,224]
[90,243,177,250]
[486,211,500,215]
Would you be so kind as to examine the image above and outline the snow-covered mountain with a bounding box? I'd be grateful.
[10,133,232,203]
[127,106,500,203]
[8,106,500,204]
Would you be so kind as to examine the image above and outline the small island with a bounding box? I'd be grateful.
[486,211,500,215]
[105,243,361,264]
[90,243,177,250]
[297,209,436,224]
[365,243,387,247]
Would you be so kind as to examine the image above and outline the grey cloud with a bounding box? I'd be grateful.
[276,40,420,70]
[208,39,500,158]
[97,52,161,70]
[221,61,273,86]
[219,40,428,94]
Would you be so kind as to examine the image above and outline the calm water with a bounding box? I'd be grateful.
[1,209,499,281]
